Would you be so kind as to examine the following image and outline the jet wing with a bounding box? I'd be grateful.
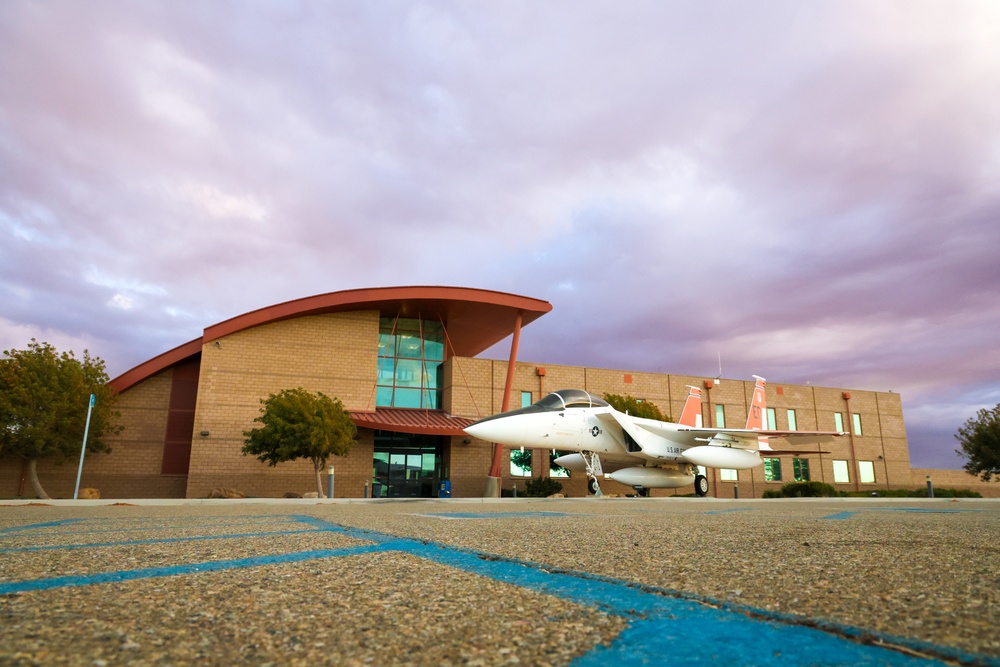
[676,427,846,445]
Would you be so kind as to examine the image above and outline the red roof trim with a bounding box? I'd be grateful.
[109,338,203,394]
[350,408,475,436]
[108,285,551,394]
[204,285,550,346]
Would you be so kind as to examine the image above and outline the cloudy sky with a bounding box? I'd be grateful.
[2,1,998,469]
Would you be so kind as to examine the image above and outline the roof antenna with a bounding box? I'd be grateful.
[715,353,722,385]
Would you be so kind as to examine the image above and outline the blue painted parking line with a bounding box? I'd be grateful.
[415,511,574,520]
[821,508,983,520]
[0,519,86,534]
[0,528,323,553]
[704,508,756,515]
[1,514,993,666]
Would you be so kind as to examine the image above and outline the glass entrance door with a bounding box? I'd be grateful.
[373,432,442,498]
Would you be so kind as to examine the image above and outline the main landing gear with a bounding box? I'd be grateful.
[582,451,604,497]
[694,474,709,497]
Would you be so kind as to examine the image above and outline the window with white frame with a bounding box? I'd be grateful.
[787,409,797,431]
[767,408,777,430]
[852,413,863,436]
[832,460,850,484]
[834,412,845,432]
[715,404,726,428]
[720,469,738,482]
[510,448,532,477]
[858,460,876,484]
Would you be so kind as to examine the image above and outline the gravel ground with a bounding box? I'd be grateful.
[0,498,997,665]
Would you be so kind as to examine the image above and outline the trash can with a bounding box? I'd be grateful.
[438,480,452,498]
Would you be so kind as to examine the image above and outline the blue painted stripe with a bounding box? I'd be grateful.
[0,519,86,534]
[822,507,985,520]
[0,544,386,594]
[3,514,992,666]
[705,508,756,514]
[416,511,574,519]
[0,528,323,553]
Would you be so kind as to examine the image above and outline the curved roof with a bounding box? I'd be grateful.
[110,286,551,393]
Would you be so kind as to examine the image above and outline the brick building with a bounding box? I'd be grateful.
[3,286,995,499]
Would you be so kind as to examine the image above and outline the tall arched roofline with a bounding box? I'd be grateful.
[109,337,203,394]
[109,285,552,394]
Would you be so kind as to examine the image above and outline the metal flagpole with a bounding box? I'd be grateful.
[73,394,96,500]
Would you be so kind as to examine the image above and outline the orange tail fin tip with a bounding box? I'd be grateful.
[678,385,703,427]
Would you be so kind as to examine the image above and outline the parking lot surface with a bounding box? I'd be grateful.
[1,497,998,666]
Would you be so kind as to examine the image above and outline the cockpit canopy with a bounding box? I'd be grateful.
[535,389,609,410]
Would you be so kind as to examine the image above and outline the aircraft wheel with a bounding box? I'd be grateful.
[694,474,709,497]
[636,487,649,497]
[587,477,600,495]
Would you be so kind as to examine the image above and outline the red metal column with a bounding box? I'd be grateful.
[488,312,522,479]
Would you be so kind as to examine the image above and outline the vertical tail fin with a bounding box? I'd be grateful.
[747,375,770,450]
[678,385,703,427]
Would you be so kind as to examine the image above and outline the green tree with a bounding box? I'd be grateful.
[242,388,357,497]
[955,404,1000,482]
[603,393,671,422]
[0,339,120,499]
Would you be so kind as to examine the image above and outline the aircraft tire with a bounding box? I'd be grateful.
[587,477,600,495]
[636,487,649,497]
[694,474,709,497]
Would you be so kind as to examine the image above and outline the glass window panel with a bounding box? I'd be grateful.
[764,458,781,482]
[767,408,777,430]
[423,337,444,361]
[852,413,863,436]
[406,454,422,481]
[422,388,439,409]
[834,413,844,432]
[715,404,725,428]
[510,449,532,477]
[395,318,421,333]
[787,409,797,431]
[859,460,876,483]
[396,359,421,387]
[378,332,396,357]
[833,460,850,484]
[375,386,393,407]
[423,361,441,389]
[397,333,422,358]
[720,469,738,481]
[377,358,395,383]
[394,388,421,408]
[521,391,532,408]
[793,458,809,481]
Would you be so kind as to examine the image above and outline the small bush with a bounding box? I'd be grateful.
[762,481,839,498]
[523,477,563,497]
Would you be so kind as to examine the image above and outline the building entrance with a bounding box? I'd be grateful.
[372,432,443,498]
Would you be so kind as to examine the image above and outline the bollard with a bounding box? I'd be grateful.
[512,482,517,498]
[734,484,739,499]
[926,475,933,498]
[364,479,370,499]
[327,466,335,499]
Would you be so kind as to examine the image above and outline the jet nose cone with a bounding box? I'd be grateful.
[463,413,526,445]
[463,421,494,441]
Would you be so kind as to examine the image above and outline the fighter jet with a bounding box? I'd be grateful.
[463,376,845,496]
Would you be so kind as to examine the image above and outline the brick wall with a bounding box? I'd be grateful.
[186,311,379,498]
